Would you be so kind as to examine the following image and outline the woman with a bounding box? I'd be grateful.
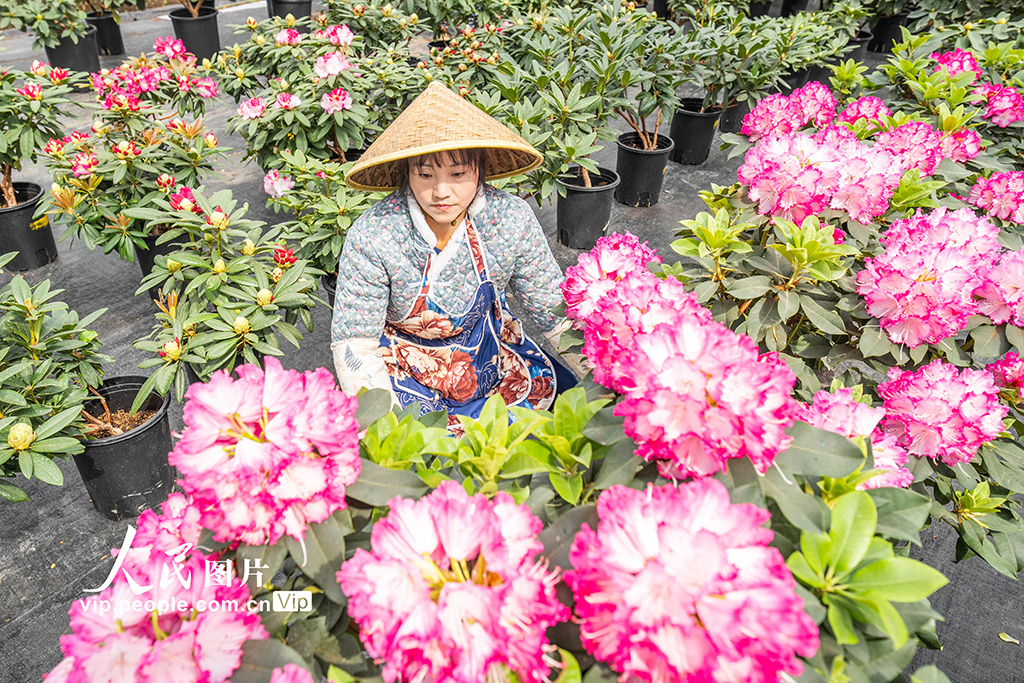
[330,82,576,420]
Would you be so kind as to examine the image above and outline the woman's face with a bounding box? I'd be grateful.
[408,153,479,228]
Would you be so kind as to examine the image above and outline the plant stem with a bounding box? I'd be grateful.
[579,165,592,188]
[1,164,15,208]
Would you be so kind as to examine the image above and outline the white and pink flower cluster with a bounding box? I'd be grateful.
[740,82,837,141]
[878,360,1007,466]
[563,233,797,477]
[565,481,820,683]
[795,388,913,489]
[969,171,1024,225]
[857,207,1003,347]
[337,481,568,683]
[263,170,295,198]
[168,357,361,546]
[928,48,1024,127]
[45,498,267,683]
[92,37,218,102]
[987,352,1024,392]
[931,48,983,82]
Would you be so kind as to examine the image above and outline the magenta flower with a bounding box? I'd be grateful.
[275,28,302,46]
[837,95,892,127]
[338,481,568,683]
[972,83,1024,128]
[168,357,361,546]
[939,127,981,163]
[740,83,835,141]
[71,151,98,178]
[968,170,1024,224]
[879,359,1007,466]
[987,352,1024,391]
[276,92,301,110]
[326,23,355,46]
[321,87,353,114]
[270,664,315,683]
[976,249,1024,326]
[857,207,1002,347]
[153,36,187,60]
[263,170,296,197]
[931,48,983,83]
[237,96,266,120]
[314,51,352,78]
[565,482,820,683]
[194,76,218,98]
[562,232,662,321]
[874,121,946,175]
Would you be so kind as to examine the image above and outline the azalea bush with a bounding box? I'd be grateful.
[127,187,320,402]
[0,255,112,502]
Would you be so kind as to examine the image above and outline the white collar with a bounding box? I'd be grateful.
[406,187,486,282]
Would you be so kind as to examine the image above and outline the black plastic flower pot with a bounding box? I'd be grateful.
[748,1,771,16]
[806,62,837,88]
[137,0,146,9]
[0,183,58,272]
[428,39,453,52]
[614,132,674,208]
[719,100,752,134]
[74,376,173,521]
[322,272,338,308]
[669,98,721,165]
[85,13,124,56]
[774,68,810,94]
[44,25,100,79]
[169,7,220,62]
[272,0,312,18]
[870,12,909,53]
[781,0,810,15]
[138,232,185,300]
[653,0,669,18]
[556,166,620,251]
[848,29,873,62]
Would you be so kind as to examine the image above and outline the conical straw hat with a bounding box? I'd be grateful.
[345,82,543,191]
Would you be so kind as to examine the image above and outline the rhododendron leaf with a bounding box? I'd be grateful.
[229,639,313,683]
[829,491,877,575]
[800,295,847,335]
[693,280,719,303]
[826,600,859,645]
[763,466,829,534]
[540,503,598,571]
[850,557,948,603]
[287,615,328,660]
[777,421,866,478]
[18,450,31,478]
[236,541,288,595]
[859,326,894,358]
[29,452,62,486]
[1005,324,1024,355]
[909,344,929,364]
[0,480,27,502]
[580,406,626,446]
[551,471,583,505]
[726,275,772,300]
[503,443,556,477]
[787,551,825,589]
[911,665,953,683]
[34,404,84,441]
[778,290,800,321]
[791,334,831,359]
[581,664,618,683]
[592,440,642,490]
[354,388,395,429]
[981,445,1024,495]
[552,649,582,683]
[868,488,931,546]
[801,532,832,576]
[326,665,357,682]
[284,514,349,605]
[345,458,429,506]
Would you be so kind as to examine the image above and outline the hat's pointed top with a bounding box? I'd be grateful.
[345,83,542,191]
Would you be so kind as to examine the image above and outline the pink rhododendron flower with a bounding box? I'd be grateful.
[931,48,983,83]
[338,481,568,683]
[562,232,662,322]
[972,83,1024,128]
[48,66,69,84]
[103,92,142,111]
[987,352,1024,391]
[49,507,267,683]
[741,83,836,142]
[29,59,48,76]
[565,482,819,683]
[321,87,353,114]
[270,664,315,683]
[837,96,892,127]
[169,357,361,545]
[169,186,201,213]
[857,207,1002,347]
[939,127,982,163]
[791,80,837,129]
[879,359,1007,466]
[795,388,912,489]
[976,249,1024,326]
[874,121,946,175]
[326,24,355,46]
[263,170,296,197]
[194,76,218,98]
[71,152,98,178]
[275,28,302,46]
[314,52,352,78]
[154,36,187,59]
[968,171,1024,224]
[237,96,266,120]
[16,83,42,100]
[276,92,301,110]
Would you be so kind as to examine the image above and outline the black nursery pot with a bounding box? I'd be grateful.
[0,183,58,271]
[138,232,185,301]
[556,166,620,250]
[75,376,173,521]
[848,29,873,62]
[748,1,771,16]
[85,12,124,56]
[44,25,100,78]
[614,132,674,208]
[719,100,752,134]
[669,98,721,165]
[169,7,220,62]
[272,0,313,18]
[322,272,338,308]
[653,0,669,18]
[781,0,810,15]
[870,12,909,53]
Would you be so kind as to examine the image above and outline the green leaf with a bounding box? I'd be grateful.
[283,509,352,604]
[827,600,859,645]
[553,650,582,683]
[762,466,829,533]
[0,480,28,502]
[859,326,894,358]
[355,388,393,429]
[234,541,288,595]
[346,458,429,506]
[592,440,642,490]
[726,275,772,299]
[800,295,848,335]
[850,557,949,602]
[911,665,953,683]
[539,504,598,571]
[868,487,931,545]
[228,640,313,683]
[35,405,84,441]
[829,491,877,575]
[581,664,618,683]
[581,406,625,445]
[777,421,865,477]
[286,616,327,660]
[29,453,63,486]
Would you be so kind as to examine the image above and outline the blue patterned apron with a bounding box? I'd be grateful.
[380,218,575,425]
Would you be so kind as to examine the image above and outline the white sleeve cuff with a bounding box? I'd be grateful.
[331,338,398,404]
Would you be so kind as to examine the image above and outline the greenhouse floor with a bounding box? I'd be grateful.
[0,1,1022,681]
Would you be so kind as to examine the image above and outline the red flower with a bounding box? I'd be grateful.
[273,246,297,268]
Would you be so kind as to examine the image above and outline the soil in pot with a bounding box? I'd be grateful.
[615,132,675,207]
[75,376,173,520]
[86,12,124,55]
[0,182,58,271]
[169,6,220,62]
[556,166,620,250]
[44,25,101,83]
[669,98,721,165]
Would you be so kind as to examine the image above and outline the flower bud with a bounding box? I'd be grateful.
[213,258,226,274]
[204,132,218,148]
[206,208,229,231]
[271,266,284,283]
[233,315,251,335]
[166,258,182,272]
[242,239,256,256]
[7,423,35,451]
[246,16,258,28]
[158,338,183,362]
[256,288,274,306]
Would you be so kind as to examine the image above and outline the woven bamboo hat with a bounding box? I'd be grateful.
[345,82,543,191]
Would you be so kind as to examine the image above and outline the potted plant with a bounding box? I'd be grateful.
[169,0,219,62]
[321,0,421,54]
[263,150,382,305]
[0,66,83,272]
[128,187,320,404]
[39,87,225,290]
[0,0,99,74]
[0,258,114,504]
[80,0,137,55]
[805,1,873,87]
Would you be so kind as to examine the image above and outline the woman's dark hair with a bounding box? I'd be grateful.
[397,148,487,193]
